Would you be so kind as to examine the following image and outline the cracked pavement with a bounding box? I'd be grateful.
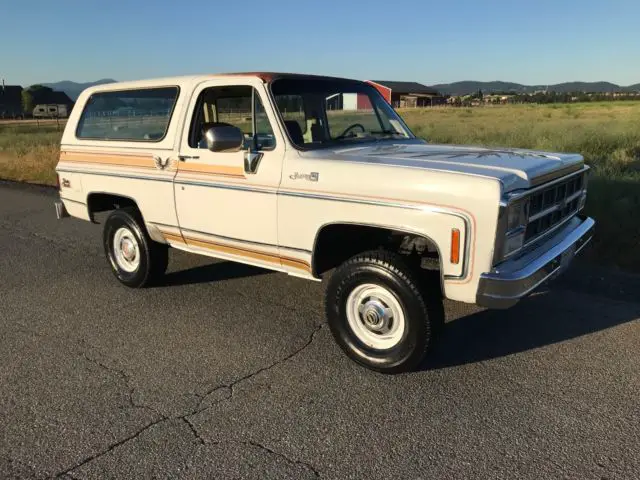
[0,182,639,479]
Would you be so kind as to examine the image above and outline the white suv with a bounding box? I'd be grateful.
[55,72,595,372]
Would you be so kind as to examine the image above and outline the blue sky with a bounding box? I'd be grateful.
[2,0,638,87]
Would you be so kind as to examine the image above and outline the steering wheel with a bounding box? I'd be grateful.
[336,123,366,139]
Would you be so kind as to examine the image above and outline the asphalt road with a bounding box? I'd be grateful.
[1,182,639,480]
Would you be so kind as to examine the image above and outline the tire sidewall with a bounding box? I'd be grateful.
[327,262,430,372]
[103,210,151,287]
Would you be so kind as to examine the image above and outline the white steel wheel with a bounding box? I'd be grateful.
[346,283,406,350]
[112,227,141,273]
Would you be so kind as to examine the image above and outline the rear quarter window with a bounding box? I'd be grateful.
[76,87,179,141]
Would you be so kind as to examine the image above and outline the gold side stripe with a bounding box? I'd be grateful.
[60,151,155,169]
[158,230,311,273]
[162,231,186,245]
[60,151,244,178]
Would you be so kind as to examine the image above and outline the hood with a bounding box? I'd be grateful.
[302,140,584,192]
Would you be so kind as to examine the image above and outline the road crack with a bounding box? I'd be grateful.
[79,349,165,419]
[246,440,321,478]
[41,269,325,477]
[54,418,166,478]
[181,417,206,446]
[194,323,324,412]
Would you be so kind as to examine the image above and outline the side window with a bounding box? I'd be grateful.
[189,86,275,150]
[76,87,179,141]
[254,94,274,149]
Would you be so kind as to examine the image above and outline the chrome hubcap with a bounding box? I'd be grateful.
[121,238,136,261]
[113,227,140,273]
[346,284,406,350]
[361,300,388,332]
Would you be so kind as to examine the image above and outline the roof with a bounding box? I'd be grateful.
[80,72,367,94]
[215,72,362,83]
[0,85,23,94]
[0,85,23,109]
[31,89,73,106]
[369,80,441,95]
[46,91,74,105]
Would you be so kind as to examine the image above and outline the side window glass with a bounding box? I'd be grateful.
[77,87,178,141]
[189,86,275,150]
[254,93,275,150]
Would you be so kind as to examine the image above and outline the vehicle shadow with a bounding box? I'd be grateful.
[157,260,272,287]
[423,288,640,370]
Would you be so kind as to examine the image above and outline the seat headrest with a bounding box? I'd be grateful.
[201,121,234,134]
[284,120,304,145]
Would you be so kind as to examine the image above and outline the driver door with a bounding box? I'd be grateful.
[173,79,285,269]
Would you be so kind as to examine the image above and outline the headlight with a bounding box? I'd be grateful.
[506,198,529,232]
[498,196,530,260]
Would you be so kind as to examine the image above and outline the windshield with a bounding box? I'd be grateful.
[270,78,414,149]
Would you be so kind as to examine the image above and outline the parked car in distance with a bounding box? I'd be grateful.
[54,72,595,372]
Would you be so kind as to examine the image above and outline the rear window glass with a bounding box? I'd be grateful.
[76,87,179,141]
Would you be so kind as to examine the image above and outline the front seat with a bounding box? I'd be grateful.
[284,120,304,146]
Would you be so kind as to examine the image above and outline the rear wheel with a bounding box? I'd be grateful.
[103,207,168,288]
[325,250,443,373]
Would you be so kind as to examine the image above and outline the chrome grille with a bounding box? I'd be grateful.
[525,172,585,243]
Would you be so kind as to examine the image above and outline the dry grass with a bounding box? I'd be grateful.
[398,103,640,271]
[1,102,639,271]
[0,123,62,185]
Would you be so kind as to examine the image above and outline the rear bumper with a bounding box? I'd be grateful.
[477,216,595,309]
[54,200,69,219]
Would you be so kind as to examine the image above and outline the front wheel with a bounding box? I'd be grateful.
[325,250,443,373]
[103,207,168,288]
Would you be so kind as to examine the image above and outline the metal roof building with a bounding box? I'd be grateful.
[0,85,24,117]
[367,80,445,107]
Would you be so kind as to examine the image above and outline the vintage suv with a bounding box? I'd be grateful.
[55,73,595,372]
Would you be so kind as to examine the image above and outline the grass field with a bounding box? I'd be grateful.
[0,122,63,185]
[1,103,639,271]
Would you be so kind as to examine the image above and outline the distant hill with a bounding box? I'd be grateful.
[627,83,640,92]
[41,79,116,100]
[431,81,640,96]
[549,82,621,93]
[431,81,531,95]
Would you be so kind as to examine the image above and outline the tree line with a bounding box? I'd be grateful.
[449,89,640,106]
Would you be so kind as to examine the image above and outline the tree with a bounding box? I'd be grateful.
[22,85,56,115]
[27,85,54,104]
[21,89,34,114]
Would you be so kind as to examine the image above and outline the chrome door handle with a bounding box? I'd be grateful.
[178,155,199,161]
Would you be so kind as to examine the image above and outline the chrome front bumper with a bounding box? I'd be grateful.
[477,216,595,309]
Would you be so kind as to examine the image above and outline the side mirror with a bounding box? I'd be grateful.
[204,125,244,152]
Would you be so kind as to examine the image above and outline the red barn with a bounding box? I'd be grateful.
[367,80,445,107]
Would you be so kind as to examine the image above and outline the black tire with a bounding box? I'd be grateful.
[103,207,168,288]
[325,250,444,373]
[416,268,446,337]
